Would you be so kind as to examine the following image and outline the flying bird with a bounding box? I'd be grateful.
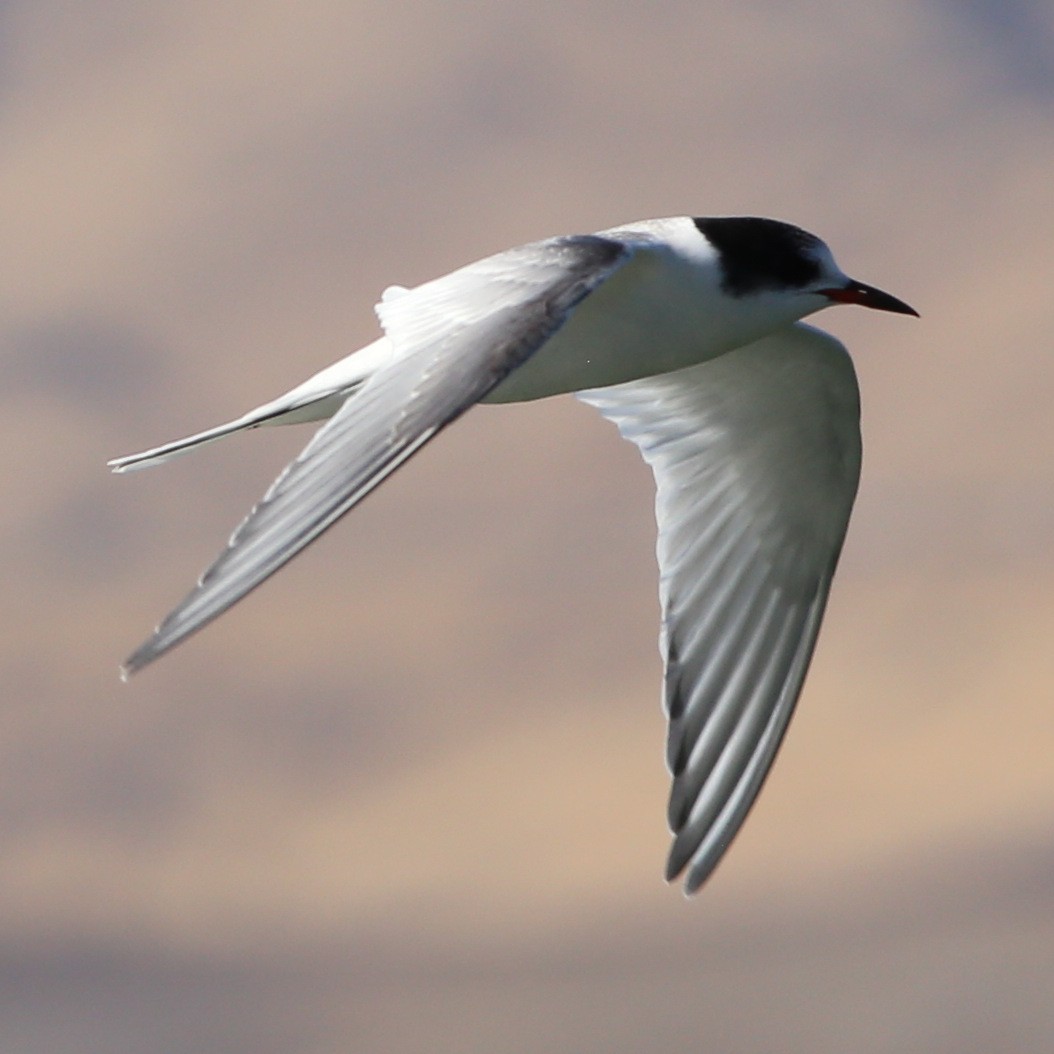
[110,215,917,893]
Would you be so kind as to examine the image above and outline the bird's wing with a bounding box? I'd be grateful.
[578,322,861,893]
[122,234,632,676]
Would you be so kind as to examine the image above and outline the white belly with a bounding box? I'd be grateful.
[484,249,812,404]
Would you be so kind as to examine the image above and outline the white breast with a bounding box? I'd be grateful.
[485,217,819,404]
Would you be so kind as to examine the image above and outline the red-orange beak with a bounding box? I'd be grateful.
[819,279,919,317]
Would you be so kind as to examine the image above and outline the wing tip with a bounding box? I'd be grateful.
[119,636,165,680]
[665,835,721,896]
[665,860,702,899]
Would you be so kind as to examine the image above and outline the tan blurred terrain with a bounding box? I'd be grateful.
[2,2,1053,1050]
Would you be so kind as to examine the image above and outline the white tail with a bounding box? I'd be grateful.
[108,410,276,473]
[107,389,361,473]
[108,336,395,473]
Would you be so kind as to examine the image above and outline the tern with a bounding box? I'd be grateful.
[110,215,917,893]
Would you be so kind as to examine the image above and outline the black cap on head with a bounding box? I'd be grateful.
[693,217,824,297]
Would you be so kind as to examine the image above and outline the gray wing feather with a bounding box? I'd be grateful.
[122,235,630,676]
[578,322,861,892]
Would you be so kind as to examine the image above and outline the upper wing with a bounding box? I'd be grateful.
[578,322,861,893]
[121,234,631,676]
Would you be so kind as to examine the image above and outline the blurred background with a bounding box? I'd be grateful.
[3,1,1054,1050]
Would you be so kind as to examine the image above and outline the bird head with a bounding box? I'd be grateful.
[694,216,919,318]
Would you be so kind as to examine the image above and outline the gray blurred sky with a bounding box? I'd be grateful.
[2,1,1054,1051]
